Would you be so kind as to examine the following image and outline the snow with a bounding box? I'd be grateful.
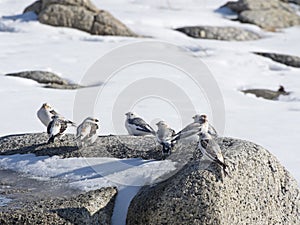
[0,0,299,223]
[0,154,176,224]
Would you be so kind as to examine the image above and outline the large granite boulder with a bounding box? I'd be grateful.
[0,133,165,160]
[126,138,300,225]
[221,0,300,30]
[0,168,117,225]
[175,26,261,41]
[24,0,137,37]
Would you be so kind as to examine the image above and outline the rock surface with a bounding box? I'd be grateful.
[241,85,290,100]
[254,52,300,68]
[127,138,300,225]
[0,168,117,225]
[175,26,261,41]
[24,0,137,37]
[5,70,83,89]
[221,0,300,29]
[0,133,164,160]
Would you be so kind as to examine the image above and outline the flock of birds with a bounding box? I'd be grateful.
[37,103,230,176]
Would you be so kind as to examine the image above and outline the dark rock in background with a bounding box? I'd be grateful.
[254,52,300,68]
[5,70,83,90]
[24,0,137,37]
[241,86,290,100]
[176,26,261,41]
[221,0,300,30]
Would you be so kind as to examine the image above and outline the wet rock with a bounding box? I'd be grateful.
[126,138,300,225]
[175,26,261,41]
[241,85,290,100]
[254,52,300,68]
[24,0,137,37]
[5,70,82,90]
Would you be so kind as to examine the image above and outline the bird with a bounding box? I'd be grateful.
[125,112,155,136]
[47,115,74,144]
[193,114,218,138]
[75,117,99,147]
[196,116,229,177]
[155,121,176,159]
[37,103,76,127]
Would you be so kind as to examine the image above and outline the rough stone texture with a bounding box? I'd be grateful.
[5,70,83,90]
[254,52,300,68]
[24,0,137,37]
[221,0,300,29]
[0,133,162,159]
[239,9,300,29]
[175,26,261,41]
[241,86,290,100]
[0,169,117,225]
[127,138,300,225]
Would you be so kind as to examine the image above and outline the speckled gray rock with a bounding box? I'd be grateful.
[175,26,261,41]
[5,70,83,89]
[127,138,300,225]
[254,52,300,68]
[24,0,137,37]
[0,185,117,225]
[221,0,300,29]
[239,9,300,29]
[241,85,290,100]
[0,133,164,160]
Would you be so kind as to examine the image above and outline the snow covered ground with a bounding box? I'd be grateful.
[0,0,299,223]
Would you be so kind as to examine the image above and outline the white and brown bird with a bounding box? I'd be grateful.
[47,115,74,144]
[75,117,99,147]
[155,121,176,159]
[193,114,218,138]
[37,103,75,127]
[125,112,155,136]
[198,131,229,177]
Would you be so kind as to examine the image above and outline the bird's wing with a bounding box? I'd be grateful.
[47,120,54,134]
[58,120,68,135]
[89,123,99,137]
[202,138,224,163]
[174,123,201,140]
[131,118,155,133]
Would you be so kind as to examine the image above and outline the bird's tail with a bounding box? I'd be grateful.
[215,159,231,178]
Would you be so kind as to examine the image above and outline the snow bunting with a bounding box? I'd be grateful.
[125,112,155,136]
[193,114,218,138]
[155,121,176,159]
[198,131,229,177]
[37,103,76,127]
[75,117,99,147]
[47,115,74,144]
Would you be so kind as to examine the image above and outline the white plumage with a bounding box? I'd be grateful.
[155,121,176,159]
[47,115,71,144]
[125,112,155,136]
[37,103,76,128]
[76,117,99,147]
